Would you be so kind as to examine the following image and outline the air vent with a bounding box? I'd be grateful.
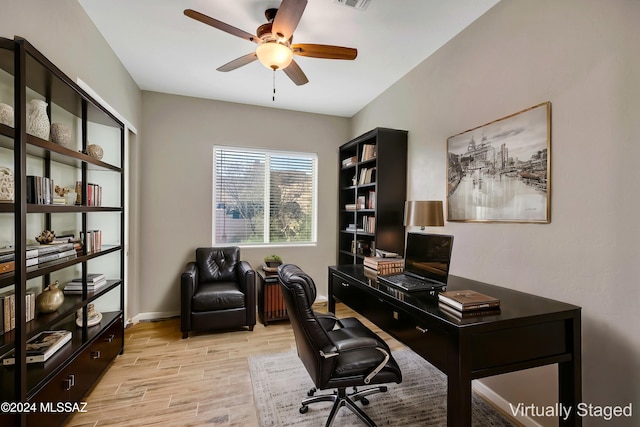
[334,0,371,11]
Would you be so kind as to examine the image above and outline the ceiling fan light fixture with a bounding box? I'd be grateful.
[256,42,293,70]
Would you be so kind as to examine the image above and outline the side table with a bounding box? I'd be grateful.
[257,269,288,325]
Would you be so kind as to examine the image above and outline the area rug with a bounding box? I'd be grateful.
[249,349,516,426]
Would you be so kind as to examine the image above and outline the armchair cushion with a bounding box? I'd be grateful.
[192,282,245,312]
[196,247,239,282]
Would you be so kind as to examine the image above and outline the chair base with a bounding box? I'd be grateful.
[300,385,388,427]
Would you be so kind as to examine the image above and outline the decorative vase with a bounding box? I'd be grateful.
[0,167,14,202]
[50,123,71,147]
[76,303,102,327]
[36,281,65,313]
[27,99,50,140]
[0,103,13,126]
[65,191,77,205]
[86,143,103,160]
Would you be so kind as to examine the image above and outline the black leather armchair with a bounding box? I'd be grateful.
[181,247,256,338]
[278,264,402,427]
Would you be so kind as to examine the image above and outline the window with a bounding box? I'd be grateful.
[213,146,317,246]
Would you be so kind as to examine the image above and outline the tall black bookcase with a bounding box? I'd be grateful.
[0,37,125,426]
[338,128,407,265]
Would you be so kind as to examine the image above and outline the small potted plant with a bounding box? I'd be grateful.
[264,254,282,268]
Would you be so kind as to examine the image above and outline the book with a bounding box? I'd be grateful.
[438,302,500,319]
[63,278,108,294]
[0,260,14,274]
[72,273,107,283]
[2,330,72,365]
[438,290,500,311]
[363,257,404,275]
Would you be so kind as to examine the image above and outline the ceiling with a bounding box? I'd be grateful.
[78,0,499,117]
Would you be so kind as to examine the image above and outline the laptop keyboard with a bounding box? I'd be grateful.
[381,273,445,292]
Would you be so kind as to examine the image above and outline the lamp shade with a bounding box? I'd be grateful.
[404,200,444,228]
[256,42,294,70]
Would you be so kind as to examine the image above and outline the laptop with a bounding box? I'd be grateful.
[378,233,454,293]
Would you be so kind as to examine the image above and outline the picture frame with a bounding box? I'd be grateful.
[447,102,551,223]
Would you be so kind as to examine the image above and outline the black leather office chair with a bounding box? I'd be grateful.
[278,264,402,427]
[181,247,256,338]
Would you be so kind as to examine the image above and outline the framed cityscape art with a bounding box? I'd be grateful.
[446,102,551,223]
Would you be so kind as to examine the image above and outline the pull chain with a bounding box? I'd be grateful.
[272,69,276,102]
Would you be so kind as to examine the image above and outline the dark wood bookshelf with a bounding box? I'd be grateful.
[337,128,407,265]
[0,36,125,427]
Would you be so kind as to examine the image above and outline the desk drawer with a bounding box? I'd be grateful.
[331,273,394,331]
[390,310,448,372]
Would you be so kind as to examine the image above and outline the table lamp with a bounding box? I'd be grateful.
[404,200,444,230]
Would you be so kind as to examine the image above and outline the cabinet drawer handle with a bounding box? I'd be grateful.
[64,374,75,390]
[415,326,429,334]
[105,334,115,343]
[91,350,102,359]
[341,282,350,287]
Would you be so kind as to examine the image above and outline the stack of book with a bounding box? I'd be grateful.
[341,156,357,168]
[63,273,107,294]
[0,242,78,273]
[26,175,54,204]
[360,144,377,161]
[438,290,501,318]
[1,290,36,335]
[2,330,72,365]
[26,242,77,267]
[363,256,404,276]
[80,230,103,253]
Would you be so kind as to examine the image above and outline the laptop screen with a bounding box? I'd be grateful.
[404,233,454,284]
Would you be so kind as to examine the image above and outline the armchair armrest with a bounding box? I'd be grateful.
[237,260,256,326]
[180,262,198,333]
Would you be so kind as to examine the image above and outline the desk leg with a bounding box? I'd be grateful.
[447,374,472,427]
[559,315,582,426]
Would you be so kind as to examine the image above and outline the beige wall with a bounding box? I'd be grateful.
[352,0,640,425]
[139,91,348,316]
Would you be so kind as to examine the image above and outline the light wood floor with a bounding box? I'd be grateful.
[63,303,405,427]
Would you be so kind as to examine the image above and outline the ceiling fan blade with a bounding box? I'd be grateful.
[217,53,258,72]
[292,44,358,60]
[272,0,308,41]
[184,9,260,44]
[283,59,309,86]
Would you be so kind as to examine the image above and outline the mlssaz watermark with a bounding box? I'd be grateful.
[1,401,88,414]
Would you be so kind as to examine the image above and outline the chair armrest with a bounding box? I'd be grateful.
[238,260,256,325]
[180,262,198,333]
[321,336,391,384]
[181,262,198,297]
[321,336,379,357]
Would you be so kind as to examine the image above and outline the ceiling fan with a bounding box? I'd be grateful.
[184,0,357,86]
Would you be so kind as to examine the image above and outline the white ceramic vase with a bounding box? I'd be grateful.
[27,99,50,140]
[50,123,72,147]
[0,103,13,126]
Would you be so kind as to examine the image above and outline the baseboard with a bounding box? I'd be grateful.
[473,381,542,427]
[129,311,180,325]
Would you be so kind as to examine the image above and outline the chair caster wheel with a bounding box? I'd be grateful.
[300,405,309,414]
[307,387,317,397]
[380,386,388,392]
[361,397,369,405]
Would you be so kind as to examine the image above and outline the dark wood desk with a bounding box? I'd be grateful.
[328,265,582,427]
